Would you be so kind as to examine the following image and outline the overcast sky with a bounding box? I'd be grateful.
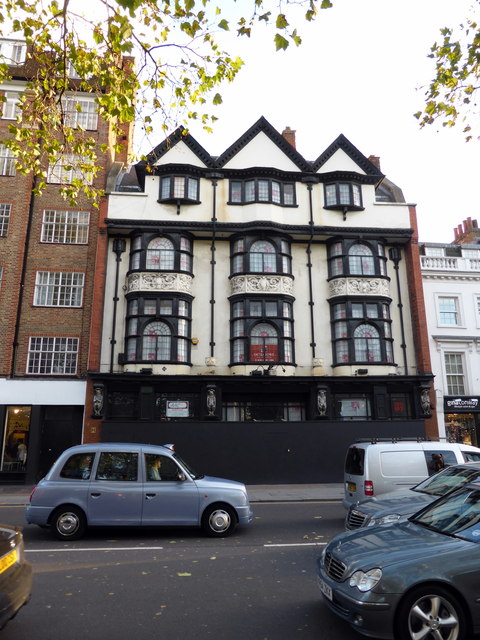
[165,0,479,244]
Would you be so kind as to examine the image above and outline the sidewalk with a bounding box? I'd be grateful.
[0,483,344,505]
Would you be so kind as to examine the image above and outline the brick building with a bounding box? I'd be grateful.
[0,37,132,483]
[84,117,436,484]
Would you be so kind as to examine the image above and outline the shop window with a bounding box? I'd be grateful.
[222,400,305,421]
[1,406,30,472]
[334,395,371,420]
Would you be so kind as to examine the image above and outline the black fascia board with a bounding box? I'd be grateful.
[312,133,385,179]
[216,116,311,172]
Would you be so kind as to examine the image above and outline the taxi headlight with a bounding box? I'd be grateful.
[368,513,401,527]
[349,568,383,592]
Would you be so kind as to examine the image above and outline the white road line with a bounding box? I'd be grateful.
[264,542,327,547]
[26,546,164,553]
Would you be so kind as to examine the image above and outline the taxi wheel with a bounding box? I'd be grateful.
[201,504,236,537]
[396,585,468,640]
[52,505,87,541]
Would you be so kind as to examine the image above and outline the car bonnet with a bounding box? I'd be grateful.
[328,520,470,572]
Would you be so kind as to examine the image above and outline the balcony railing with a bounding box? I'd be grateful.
[421,256,480,272]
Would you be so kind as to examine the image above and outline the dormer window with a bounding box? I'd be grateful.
[159,176,199,203]
[229,179,296,206]
[324,182,362,210]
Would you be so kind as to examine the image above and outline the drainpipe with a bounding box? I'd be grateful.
[302,176,319,359]
[206,172,223,358]
[109,237,126,373]
[10,174,38,378]
[389,246,408,374]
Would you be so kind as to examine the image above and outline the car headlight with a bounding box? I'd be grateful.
[349,568,382,592]
[368,513,401,527]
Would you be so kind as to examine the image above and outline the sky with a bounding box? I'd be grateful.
[154,0,479,244]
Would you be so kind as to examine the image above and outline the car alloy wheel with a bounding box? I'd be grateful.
[397,585,467,640]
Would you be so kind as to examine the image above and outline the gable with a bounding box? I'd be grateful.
[220,130,303,171]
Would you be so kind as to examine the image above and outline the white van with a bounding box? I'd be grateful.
[343,439,480,508]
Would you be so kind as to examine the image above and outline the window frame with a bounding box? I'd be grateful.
[328,239,387,278]
[125,295,192,364]
[47,154,94,185]
[229,178,296,207]
[230,297,294,365]
[0,202,11,236]
[231,235,292,275]
[436,295,462,327]
[34,271,85,307]
[444,352,466,395]
[27,336,79,375]
[158,175,200,203]
[331,299,394,366]
[1,91,21,120]
[61,96,98,130]
[41,210,90,244]
[324,181,363,210]
[0,144,16,176]
[129,233,193,274]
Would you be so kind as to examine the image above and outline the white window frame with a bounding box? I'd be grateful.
[424,247,445,257]
[41,210,90,244]
[0,40,26,65]
[27,337,79,375]
[62,96,98,130]
[436,294,462,328]
[2,91,21,120]
[0,145,16,176]
[0,203,11,236]
[34,271,85,307]
[47,154,93,185]
[444,351,467,396]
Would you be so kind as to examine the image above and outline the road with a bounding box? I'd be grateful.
[2,500,364,640]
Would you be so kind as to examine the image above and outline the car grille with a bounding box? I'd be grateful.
[346,508,368,529]
[324,552,346,582]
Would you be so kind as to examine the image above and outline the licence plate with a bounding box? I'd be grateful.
[319,578,332,601]
[0,548,17,574]
[347,482,356,492]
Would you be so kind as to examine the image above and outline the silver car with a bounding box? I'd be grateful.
[346,462,480,530]
[318,481,480,639]
[25,443,253,540]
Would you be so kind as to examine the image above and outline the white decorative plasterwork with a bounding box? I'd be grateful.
[126,272,193,294]
[230,275,294,296]
[328,277,390,299]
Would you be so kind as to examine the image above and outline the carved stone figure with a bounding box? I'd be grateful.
[421,389,431,414]
[317,389,327,417]
[93,385,104,417]
[207,388,216,416]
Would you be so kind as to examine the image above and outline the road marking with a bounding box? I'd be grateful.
[26,546,164,553]
[264,542,327,547]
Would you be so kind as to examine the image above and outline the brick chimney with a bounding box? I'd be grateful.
[453,217,480,244]
[282,126,296,149]
[368,155,381,170]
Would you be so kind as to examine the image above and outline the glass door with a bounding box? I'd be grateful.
[1,406,31,472]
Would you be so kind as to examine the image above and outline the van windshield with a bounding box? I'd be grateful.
[345,447,365,475]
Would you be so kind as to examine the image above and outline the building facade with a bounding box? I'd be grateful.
[0,38,132,483]
[84,117,435,484]
[421,218,480,448]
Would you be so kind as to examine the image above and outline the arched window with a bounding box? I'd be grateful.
[354,324,381,362]
[249,240,276,273]
[146,237,174,270]
[349,244,375,275]
[250,323,278,361]
[142,321,171,361]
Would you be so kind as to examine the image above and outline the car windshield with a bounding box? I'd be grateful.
[412,465,480,497]
[173,453,203,480]
[411,486,480,542]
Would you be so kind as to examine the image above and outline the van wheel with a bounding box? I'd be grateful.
[52,506,86,541]
[201,504,236,537]
[395,585,468,640]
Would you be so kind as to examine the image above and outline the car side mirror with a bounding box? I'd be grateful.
[178,472,186,482]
